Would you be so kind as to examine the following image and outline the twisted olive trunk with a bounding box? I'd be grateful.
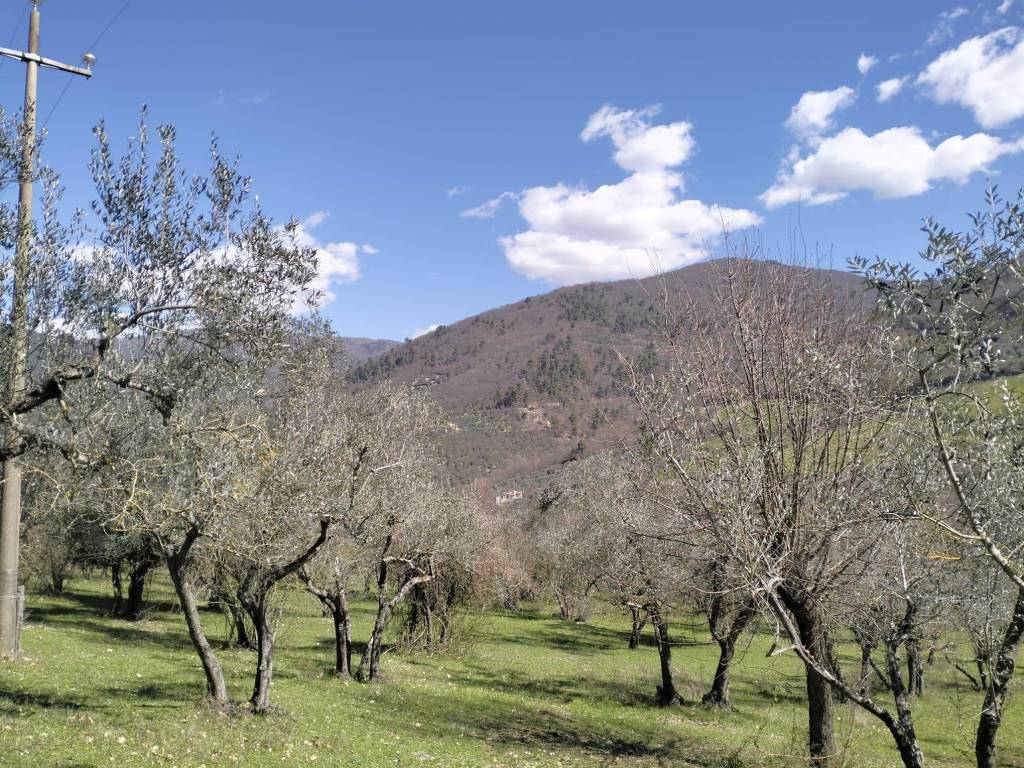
[242,596,275,714]
[299,568,352,678]
[882,634,925,768]
[906,637,924,697]
[110,562,123,615]
[702,598,756,709]
[628,604,645,650]
[331,590,353,678]
[975,585,1024,768]
[241,519,331,713]
[165,532,229,708]
[647,606,680,706]
[121,557,156,620]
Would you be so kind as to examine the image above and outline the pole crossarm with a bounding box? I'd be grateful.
[0,46,92,78]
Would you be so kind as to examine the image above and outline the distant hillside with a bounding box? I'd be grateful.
[341,337,400,364]
[349,260,868,493]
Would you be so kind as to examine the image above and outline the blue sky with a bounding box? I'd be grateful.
[7,1,1024,340]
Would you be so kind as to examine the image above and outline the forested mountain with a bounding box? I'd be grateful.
[348,260,869,491]
[340,337,400,363]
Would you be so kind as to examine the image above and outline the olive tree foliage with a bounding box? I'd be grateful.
[89,376,264,710]
[19,451,79,594]
[854,188,1024,768]
[626,257,938,768]
[538,451,693,707]
[0,109,320,704]
[6,113,317,458]
[215,348,440,712]
[351,470,478,682]
[535,456,624,624]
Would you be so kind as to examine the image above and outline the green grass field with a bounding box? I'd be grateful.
[0,578,1020,768]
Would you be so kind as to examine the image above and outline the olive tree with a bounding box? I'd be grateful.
[855,188,1024,768]
[219,352,439,710]
[0,111,317,654]
[352,473,476,682]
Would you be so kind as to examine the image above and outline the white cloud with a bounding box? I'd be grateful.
[999,0,1014,14]
[302,211,330,228]
[876,76,909,102]
[785,86,856,139]
[918,27,1024,128]
[927,7,970,46]
[858,53,879,74]
[289,212,374,309]
[498,105,762,286]
[412,324,440,339]
[580,104,695,171]
[762,126,1022,208]
[446,185,471,198]
[461,191,518,219]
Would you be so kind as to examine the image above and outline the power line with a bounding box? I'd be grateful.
[87,0,133,52]
[41,73,74,129]
[0,5,29,74]
[42,0,134,129]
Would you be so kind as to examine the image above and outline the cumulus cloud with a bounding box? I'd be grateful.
[412,324,440,339]
[290,212,374,309]
[999,0,1014,14]
[918,27,1024,128]
[876,76,909,102]
[497,105,762,285]
[785,86,856,139]
[857,53,879,74]
[761,126,1023,208]
[461,191,518,219]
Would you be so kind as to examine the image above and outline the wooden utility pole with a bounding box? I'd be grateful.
[0,1,93,659]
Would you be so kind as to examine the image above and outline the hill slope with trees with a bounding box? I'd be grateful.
[348,260,869,490]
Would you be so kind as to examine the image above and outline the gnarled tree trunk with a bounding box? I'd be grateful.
[781,589,836,767]
[331,591,353,678]
[110,562,123,615]
[242,596,275,714]
[906,636,924,697]
[165,532,229,709]
[628,604,645,650]
[975,585,1024,768]
[702,598,755,708]
[647,604,680,706]
[121,557,156,620]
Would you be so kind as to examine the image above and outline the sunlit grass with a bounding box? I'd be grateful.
[0,577,1020,767]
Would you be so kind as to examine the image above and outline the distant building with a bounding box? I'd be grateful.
[495,489,523,506]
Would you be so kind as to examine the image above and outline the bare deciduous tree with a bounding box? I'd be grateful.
[628,256,921,766]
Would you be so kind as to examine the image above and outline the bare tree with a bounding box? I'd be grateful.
[628,256,916,766]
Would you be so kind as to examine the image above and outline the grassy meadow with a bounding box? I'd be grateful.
[0,578,1020,768]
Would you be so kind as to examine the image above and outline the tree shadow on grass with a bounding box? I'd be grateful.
[363,684,738,768]
[26,612,195,654]
[485,615,643,655]
[446,657,662,708]
[0,685,85,714]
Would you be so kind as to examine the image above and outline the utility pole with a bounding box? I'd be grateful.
[0,1,93,659]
